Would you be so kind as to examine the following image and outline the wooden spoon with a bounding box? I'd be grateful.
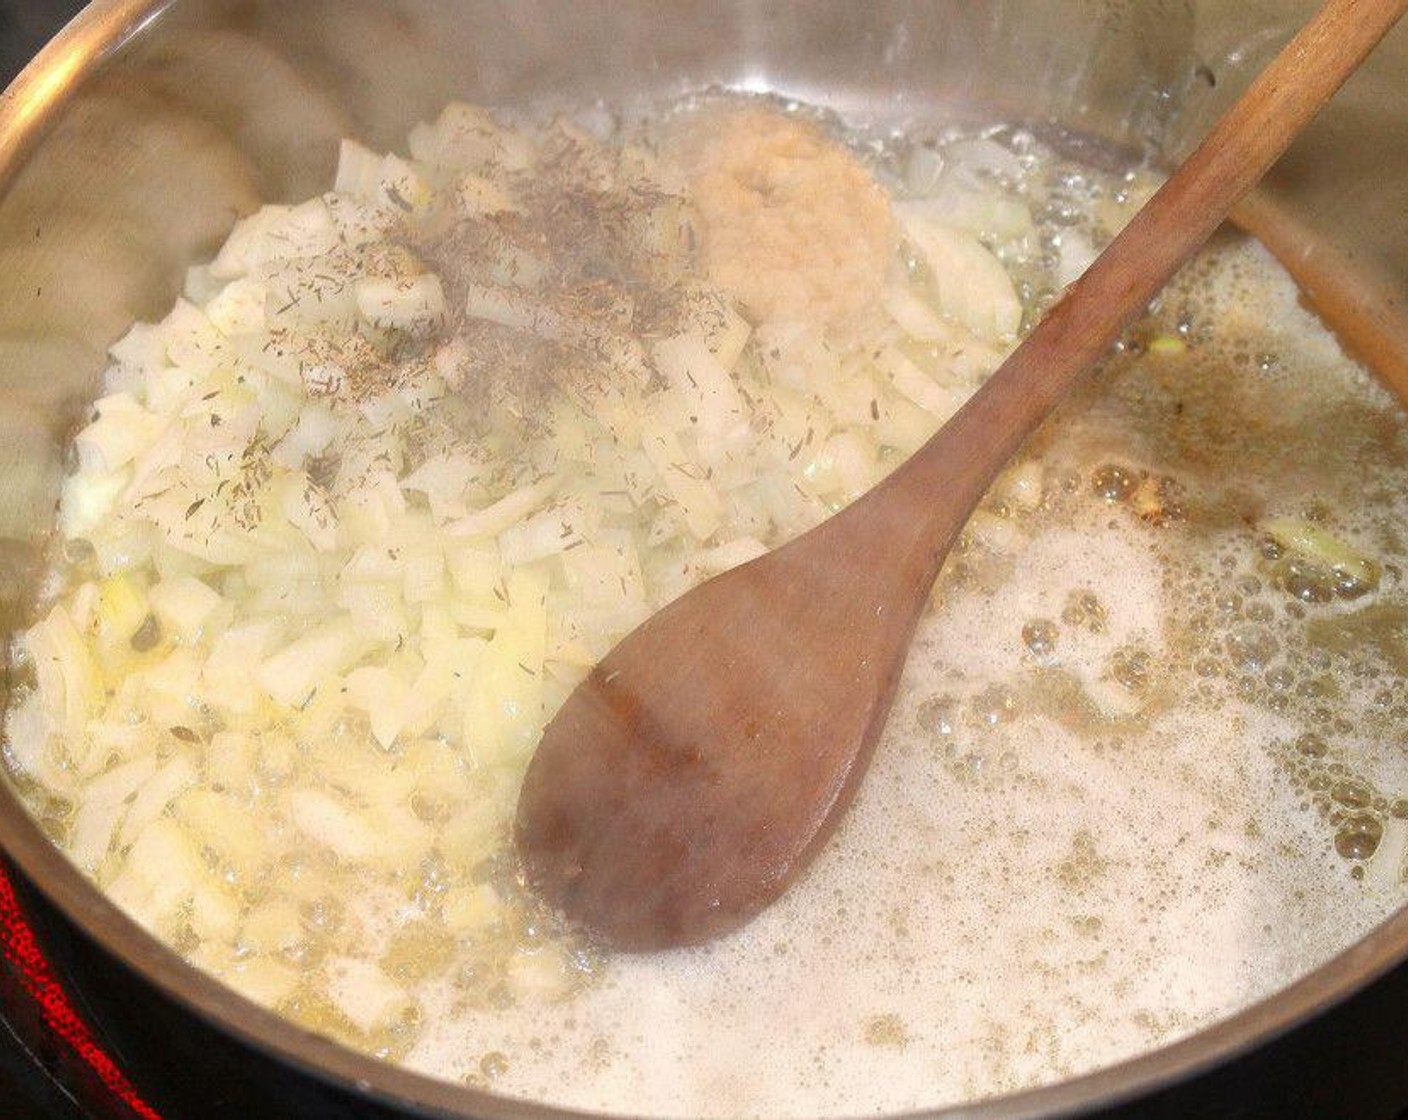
[515,0,1408,951]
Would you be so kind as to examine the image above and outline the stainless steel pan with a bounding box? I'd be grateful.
[1,3,1405,1116]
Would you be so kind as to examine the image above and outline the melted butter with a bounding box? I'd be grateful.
[394,152,1408,1117]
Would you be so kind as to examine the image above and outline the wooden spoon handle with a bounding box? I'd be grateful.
[878,0,1408,568]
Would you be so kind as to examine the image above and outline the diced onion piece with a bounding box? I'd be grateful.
[239,898,304,954]
[202,621,284,715]
[337,468,408,545]
[875,347,965,422]
[204,731,257,799]
[256,617,369,708]
[463,282,564,338]
[189,882,243,943]
[895,203,1022,342]
[402,549,446,605]
[159,299,233,385]
[105,818,205,932]
[499,496,602,567]
[653,329,749,443]
[210,198,340,279]
[148,575,222,646]
[337,580,408,646]
[205,277,270,336]
[441,883,502,933]
[803,431,878,502]
[1261,517,1380,590]
[1055,229,1098,288]
[277,473,339,552]
[271,403,339,468]
[507,944,572,1002]
[130,647,205,732]
[1364,817,1407,892]
[881,284,951,342]
[324,956,413,1035]
[898,179,1034,245]
[177,787,275,879]
[346,665,412,749]
[407,102,533,174]
[639,422,722,541]
[401,453,480,522]
[462,569,548,767]
[355,274,444,334]
[446,478,556,540]
[559,534,647,606]
[225,958,299,1009]
[118,755,199,849]
[335,143,433,213]
[76,393,167,473]
[58,467,130,540]
[445,541,502,604]
[70,756,159,871]
[93,573,149,654]
[27,603,103,748]
[287,789,380,862]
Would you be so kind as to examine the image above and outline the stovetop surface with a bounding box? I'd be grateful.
[2,7,130,1114]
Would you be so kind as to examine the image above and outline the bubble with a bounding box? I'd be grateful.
[1091,464,1139,502]
[1265,668,1294,692]
[1062,590,1109,633]
[1333,814,1383,861]
[1109,646,1152,693]
[1214,592,1242,616]
[864,1013,909,1048]
[916,695,958,738]
[971,684,1020,728]
[1244,601,1275,623]
[1276,558,1335,603]
[1333,569,1375,600]
[1331,779,1372,811]
[1022,619,1059,657]
[1194,657,1221,679]
[1295,733,1329,758]
[1225,625,1278,672]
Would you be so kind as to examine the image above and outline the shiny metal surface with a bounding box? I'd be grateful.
[0,3,1404,1117]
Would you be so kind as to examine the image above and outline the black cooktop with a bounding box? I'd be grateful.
[0,0,85,89]
[2,6,133,1113]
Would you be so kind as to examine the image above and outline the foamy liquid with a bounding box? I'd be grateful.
[384,240,1408,1117]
